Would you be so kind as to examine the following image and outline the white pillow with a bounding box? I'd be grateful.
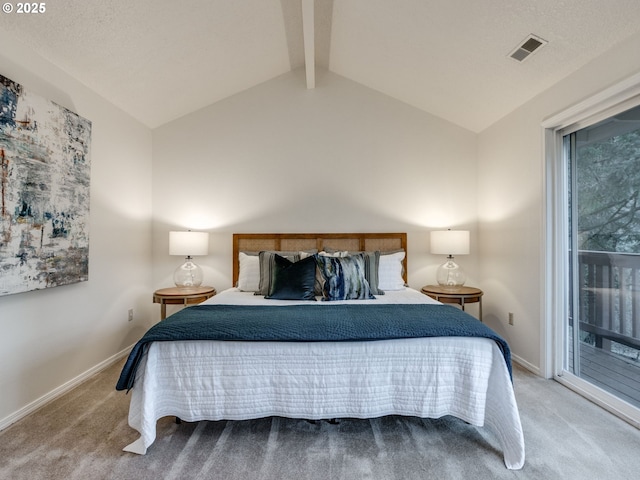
[237,252,260,291]
[377,251,405,291]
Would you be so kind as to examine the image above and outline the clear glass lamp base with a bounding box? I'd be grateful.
[436,257,466,287]
[174,258,203,287]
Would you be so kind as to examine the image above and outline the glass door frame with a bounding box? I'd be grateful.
[542,73,640,428]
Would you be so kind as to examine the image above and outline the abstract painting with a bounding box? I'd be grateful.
[0,74,91,296]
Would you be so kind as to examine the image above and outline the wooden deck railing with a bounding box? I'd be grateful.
[578,250,640,351]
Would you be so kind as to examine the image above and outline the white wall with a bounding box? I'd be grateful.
[477,31,640,374]
[0,31,154,427]
[152,69,479,309]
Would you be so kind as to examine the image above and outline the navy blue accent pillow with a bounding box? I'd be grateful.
[265,254,317,301]
[256,251,301,295]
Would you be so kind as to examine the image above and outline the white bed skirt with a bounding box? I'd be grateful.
[124,335,525,469]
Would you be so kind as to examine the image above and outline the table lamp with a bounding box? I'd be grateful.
[430,229,470,287]
[169,231,209,287]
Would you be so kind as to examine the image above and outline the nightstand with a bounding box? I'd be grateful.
[153,286,216,320]
[421,285,483,321]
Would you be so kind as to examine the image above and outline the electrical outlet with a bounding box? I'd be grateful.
[128,309,134,322]
[508,312,514,326]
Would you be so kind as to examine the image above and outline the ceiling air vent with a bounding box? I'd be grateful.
[509,34,547,62]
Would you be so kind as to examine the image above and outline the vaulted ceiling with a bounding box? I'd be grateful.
[2,0,640,132]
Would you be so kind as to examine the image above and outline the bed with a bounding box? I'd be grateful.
[117,233,525,469]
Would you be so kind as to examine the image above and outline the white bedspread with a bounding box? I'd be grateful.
[123,288,525,469]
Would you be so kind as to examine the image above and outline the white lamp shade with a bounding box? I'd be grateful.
[430,230,470,255]
[169,231,209,256]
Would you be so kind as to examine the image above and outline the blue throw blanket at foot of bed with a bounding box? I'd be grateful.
[116,303,511,391]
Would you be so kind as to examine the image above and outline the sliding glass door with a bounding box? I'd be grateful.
[562,104,640,409]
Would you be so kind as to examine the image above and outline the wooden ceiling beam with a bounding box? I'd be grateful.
[301,0,315,89]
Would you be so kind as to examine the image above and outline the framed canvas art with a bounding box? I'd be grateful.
[0,74,91,296]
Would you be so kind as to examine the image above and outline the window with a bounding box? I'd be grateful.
[544,75,640,427]
[563,105,640,409]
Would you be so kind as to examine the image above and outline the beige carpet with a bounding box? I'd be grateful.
[1,359,639,479]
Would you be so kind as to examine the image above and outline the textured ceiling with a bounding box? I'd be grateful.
[1,0,640,132]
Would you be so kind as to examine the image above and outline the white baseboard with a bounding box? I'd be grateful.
[512,353,540,376]
[0,345,133,432]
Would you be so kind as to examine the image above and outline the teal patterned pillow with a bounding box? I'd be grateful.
[315,253,375,301]
[317,250,383,295]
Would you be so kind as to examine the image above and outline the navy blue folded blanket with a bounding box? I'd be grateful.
[116,303,512,391]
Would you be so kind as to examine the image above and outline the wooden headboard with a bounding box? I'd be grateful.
[233,232,407,286]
